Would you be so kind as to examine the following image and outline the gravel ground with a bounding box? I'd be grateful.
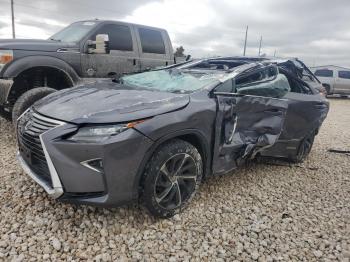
[0,98,349,261]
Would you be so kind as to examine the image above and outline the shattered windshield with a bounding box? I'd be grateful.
[49,21,97,43]
[121,69,221,93]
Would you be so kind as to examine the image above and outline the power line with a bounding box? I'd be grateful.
[9,0,193,29]
[11,0,127,19]
[0,0,74,20]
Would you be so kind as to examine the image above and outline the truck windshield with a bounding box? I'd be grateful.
[121,69,222,93]
[49,21,97,43]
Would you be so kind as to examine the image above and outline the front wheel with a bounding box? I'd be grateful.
[12,87,56,126]
[141,139,203,218]
[0,106,11,121]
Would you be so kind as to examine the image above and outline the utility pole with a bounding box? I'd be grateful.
[273,49,276,57]
[11,0,16,39]
[243,25,248,56]
[258,36,262,56]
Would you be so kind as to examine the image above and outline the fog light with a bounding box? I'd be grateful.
[81,158,104,173]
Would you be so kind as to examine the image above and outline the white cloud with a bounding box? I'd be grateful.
[123,0,215,34]
[1,0,350,67]
[310,39,348,50]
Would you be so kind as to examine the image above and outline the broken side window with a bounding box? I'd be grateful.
[234,66,291,98]
[236,74,291,98]
[215,79,234,93]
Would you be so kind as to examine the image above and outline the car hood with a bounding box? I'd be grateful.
[33,82,190,124]
[0,39,77,52]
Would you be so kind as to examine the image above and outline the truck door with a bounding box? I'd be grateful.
[212,65,289,174]
[313,68,335,93]
[134,26,173,70]
[81,23,140,78]
[334,70,350,95]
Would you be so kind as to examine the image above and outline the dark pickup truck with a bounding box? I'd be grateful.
[0,20,176,122]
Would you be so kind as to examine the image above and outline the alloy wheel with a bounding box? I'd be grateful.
[154,153,198,210]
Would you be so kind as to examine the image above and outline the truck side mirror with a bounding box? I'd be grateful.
[87,34,110,54]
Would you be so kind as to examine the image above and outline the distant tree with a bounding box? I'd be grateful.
[174,46,185,57]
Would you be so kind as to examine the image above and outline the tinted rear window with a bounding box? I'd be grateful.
[314,69,333,77]
[338,70,350,79]
[138,28,166,54]
[93,24,133,51]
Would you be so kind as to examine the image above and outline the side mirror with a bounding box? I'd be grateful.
[87,34,110,54]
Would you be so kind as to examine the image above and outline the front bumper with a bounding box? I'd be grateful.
[0,78,13,105]
[17,111,154,207]
[17,152,63,198]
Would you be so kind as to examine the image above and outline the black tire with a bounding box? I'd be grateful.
[0,106,11,121]
[141,139,203,218]
[12,87,56,125]
[290,132,316,163]
[323,84,331,96]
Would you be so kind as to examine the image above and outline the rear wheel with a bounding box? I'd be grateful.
[12,87,56,125]
[290,132,315,163]
[141,139,203,218]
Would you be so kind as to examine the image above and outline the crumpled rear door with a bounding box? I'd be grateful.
[212,94,288,174]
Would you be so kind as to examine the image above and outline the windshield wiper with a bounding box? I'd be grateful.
[167,89,188,94]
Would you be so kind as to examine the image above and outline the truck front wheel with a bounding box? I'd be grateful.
[0,106,12,121]
[12,87,56,125]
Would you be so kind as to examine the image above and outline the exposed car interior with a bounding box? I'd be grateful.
[187,58,314,96]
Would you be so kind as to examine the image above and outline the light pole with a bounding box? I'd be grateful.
[258,36,262,56]
[243,25,248,56]
[11,0,16,38]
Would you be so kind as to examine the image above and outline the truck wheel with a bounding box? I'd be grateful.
[322,84,331,96]
[12,87,56,125]
[0,106,12,121]
[141,139,203,218]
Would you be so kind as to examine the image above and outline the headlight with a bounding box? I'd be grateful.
[68,120,145,143]
[0,50,13,70]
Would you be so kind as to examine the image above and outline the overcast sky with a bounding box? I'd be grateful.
[0,0,349,67]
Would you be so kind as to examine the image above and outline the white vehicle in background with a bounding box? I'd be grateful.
[312,65,350,97]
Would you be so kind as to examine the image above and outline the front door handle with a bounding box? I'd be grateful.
[127,58,137,66]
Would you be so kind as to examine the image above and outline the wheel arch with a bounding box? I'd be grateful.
[3,56,80,83]
[132,129,212,200]
[4,57,80,106]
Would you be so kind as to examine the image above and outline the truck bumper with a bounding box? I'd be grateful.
[0,78,13,105]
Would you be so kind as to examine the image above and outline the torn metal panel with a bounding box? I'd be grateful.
[212,95,288,174]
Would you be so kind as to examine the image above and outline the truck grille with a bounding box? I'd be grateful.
[17,110,60,188]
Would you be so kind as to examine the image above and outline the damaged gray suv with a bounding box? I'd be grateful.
[16,57,329,218]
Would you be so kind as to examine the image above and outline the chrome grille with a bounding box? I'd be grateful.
[17,110,60,188]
